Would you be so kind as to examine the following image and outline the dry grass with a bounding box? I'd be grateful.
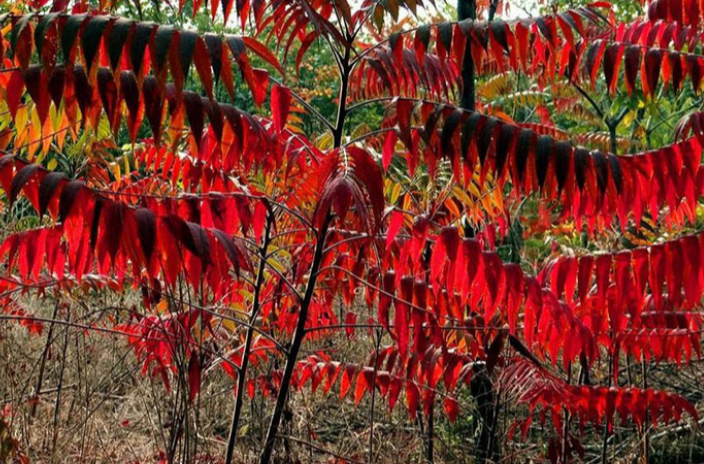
[0,295,448,464]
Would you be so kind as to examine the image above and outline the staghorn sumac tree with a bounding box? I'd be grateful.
[0,0,703,463]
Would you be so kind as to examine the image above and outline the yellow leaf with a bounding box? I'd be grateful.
[444,197,461,219]
[156,298,169,314]
[315,132,333,150]
[111,163,122,184]
[221,318,238,333]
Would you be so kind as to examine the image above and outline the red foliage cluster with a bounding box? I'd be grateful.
[541,234,704,329]
[648,0,704,27]
[385,99,703,231]
[3,13,273,102]
[0,155,256,291]
[503,359,698,432]
[0,1,702,463]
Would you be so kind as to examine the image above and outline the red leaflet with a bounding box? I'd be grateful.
[382,130,398,171]
[603,44,623,94]
[406,381,420,420]
[6,70,24,120]
[649,244,666,310]
[644,49,663,97]
[586,40,607,89]
[550,256,577,303]
[504,264,524,334]
[396,98,414,149]
[523,278,542,348]
[386,211,404,249]
[339,365,356,400]
[242,36,285,76]
[193,36,214,100]
[10,164,41,206]
[444,397,459,422]
[271,84,292,134]
[188,351,201,402]
[411,215,429,265]
[344,312,357,337]
[354,368,375,405]
[323,362,341,394]
[396,277,413,357]
[430,227,459,295]
[348,147,385,230]
[379,271,395,331]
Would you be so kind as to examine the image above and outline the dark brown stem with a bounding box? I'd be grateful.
[488,0,500,20]
[258,214,332,464]
[471,363,496,463]
[642,357,649,464]
[607,107,629,155]
[224,211,274,464]
[459,0,476,111]
[608,123,619,155]
[427,401,435,464]
[261,21,351,464]
[333,45,352,148]
[51,308,70,462]
[457,14,494,456]
[579,352,591,385]
[30,302,59,419]
[269,76,334,131]
[488,385,501,463]
[459,1,495,445]
[601,352,613,464]
[369,329,382,464]
[572,82,605,120]
[562,363,572,463]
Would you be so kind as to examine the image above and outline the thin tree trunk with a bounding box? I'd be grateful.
[51,308,70,463]
[459,0,476,111]
[601,352,613,464]
[642,357,649,464]
[427,402,434,464]
[258,215,332,464]
[609,125,618,155]
[31,302,60,419]
[333,47,352,148]
[369,329,382,464]
[459,2,499,462]
[562,364,572,463]
[259,30,352,463]
[224,212,273,464]
[471,363,496,463]
[607,107,628,155]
